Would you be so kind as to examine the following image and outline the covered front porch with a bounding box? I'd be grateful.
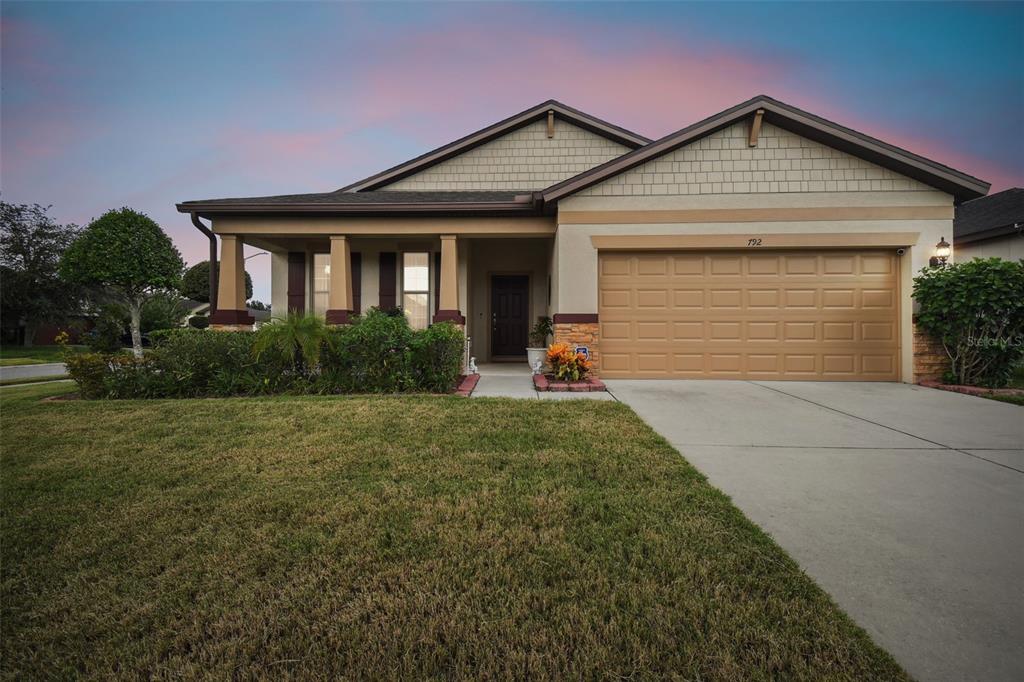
[210,219,554,363]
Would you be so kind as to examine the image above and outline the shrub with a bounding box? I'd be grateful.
[410,322,464,392]
[65,311,466,399]
[329,309,414,392]
[64,352,109,399]
[188,314,209,329]
[546,342,592,381]
[140,293,186,334]
[913,258,1024,387]
[84,304,126,354]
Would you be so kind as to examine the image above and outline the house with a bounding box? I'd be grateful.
[177,96,989,382]
[954,187,1023,261]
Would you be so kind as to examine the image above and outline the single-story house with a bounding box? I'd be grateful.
[177,95,989,382]
[954,187,1023,261]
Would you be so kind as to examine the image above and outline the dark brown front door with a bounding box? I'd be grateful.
[491,275,529,357]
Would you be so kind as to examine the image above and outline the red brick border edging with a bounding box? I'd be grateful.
[533,374,606,392]
[919,379,1024,399]
[454,374,480,397]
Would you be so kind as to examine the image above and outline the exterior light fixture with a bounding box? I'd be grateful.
[929,236,950,267]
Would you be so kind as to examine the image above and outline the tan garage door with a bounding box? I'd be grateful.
[598,250,900,380]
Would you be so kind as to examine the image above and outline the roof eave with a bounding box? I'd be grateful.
[176,201,542,219]
[954,223,1023,244]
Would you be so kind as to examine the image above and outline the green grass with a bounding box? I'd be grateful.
[0,375,70,387]
[0,345,83,366]
[1,384,908,680]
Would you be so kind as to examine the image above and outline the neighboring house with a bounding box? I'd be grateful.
[954,187,1023,261]
[177,96,989,383]
[180,299,270,327]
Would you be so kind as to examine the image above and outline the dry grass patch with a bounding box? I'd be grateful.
[1,384,908,680]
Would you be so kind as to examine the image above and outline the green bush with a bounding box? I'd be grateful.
[84,305,126,354]
[64,352,109,399]
[66,311,466,399]
[411,322,464,392]
[913,258,1024,387]
[188,314,209,329]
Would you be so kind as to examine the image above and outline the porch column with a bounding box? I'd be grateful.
[434,234,465,324]
[209,235,254,328]
[326,235,353,325]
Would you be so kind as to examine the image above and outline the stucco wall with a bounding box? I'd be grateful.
[955,234,1024,262]
[379,119,629,192]
[554,188,954,383]
[576,121,934,197]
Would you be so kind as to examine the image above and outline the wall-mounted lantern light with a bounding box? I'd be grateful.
[929,236,950,268]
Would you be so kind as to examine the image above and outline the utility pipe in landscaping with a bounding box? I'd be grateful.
[190,213,218,314]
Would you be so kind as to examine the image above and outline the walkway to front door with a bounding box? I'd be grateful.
[490,275,529,358]
[470,363,614,400]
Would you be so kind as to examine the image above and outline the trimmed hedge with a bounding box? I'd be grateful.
[913,258,1024,387]
[66,310,465,399]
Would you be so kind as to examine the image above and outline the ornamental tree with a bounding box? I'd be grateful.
[0,202,82,346]
[60,208,183,358]
[913,258,1024,387]
[180,259,253,303]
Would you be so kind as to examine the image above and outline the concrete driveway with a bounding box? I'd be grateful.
[607,380,1023,682]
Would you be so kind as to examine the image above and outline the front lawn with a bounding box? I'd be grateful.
[0,345,83,366]
[1,384,907,680]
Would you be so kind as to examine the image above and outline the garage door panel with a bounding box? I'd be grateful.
[599,249,899,381]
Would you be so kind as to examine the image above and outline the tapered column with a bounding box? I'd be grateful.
[434,235,464,324]
[326,235,353,325]
[210,235,254,327]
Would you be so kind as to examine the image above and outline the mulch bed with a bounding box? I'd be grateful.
[533,374,606,393]
[919,379,1024,399]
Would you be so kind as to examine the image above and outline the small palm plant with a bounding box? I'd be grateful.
[252,313,331,374]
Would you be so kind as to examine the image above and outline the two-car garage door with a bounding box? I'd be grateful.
[598,250,900,380]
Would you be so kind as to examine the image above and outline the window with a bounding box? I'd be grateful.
[312,253,330,316]
[402,252,430,330]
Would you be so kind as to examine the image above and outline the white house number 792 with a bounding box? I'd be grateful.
[747,238,763,246]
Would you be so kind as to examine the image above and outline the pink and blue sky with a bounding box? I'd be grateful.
[2,1,1022,301]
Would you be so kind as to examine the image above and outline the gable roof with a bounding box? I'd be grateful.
[338,100,651,193]
[541,95,990,205]
[954,187,1024,244]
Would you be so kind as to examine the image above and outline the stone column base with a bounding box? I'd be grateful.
[552,314,600,375]
[913,321,950,383]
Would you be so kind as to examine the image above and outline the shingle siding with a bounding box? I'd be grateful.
[576,121,933,197]
[379,119,630,192]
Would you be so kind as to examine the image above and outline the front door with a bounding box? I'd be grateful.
[491,275,529,357]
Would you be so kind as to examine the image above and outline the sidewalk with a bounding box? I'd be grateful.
[470,363,615,400]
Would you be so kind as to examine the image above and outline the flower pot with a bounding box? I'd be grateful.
[526,347,547,375]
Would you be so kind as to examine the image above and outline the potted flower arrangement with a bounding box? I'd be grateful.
[526,316,553,374]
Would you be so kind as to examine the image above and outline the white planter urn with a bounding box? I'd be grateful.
[526,347,547,375]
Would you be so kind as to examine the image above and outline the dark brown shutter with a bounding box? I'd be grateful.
[287,252,306,313]
[350,252,362,314]
[434,251,441,313]
[378,252,397,310]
